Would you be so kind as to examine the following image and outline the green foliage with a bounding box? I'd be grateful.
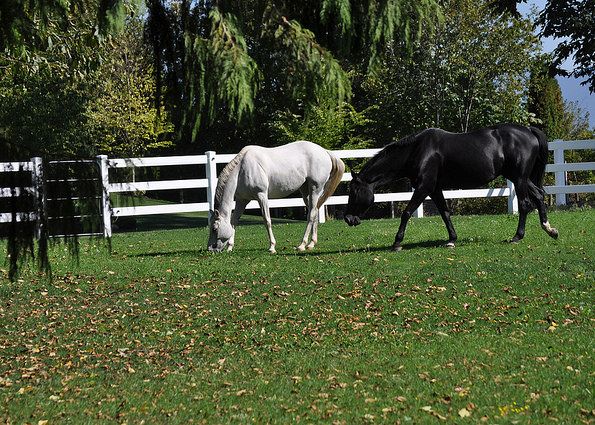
[0,16,171,158]
[86,19,173,157]
[270,15,351,106]
[529,56,594,142]
[529,61,568,140]
[537,0,595,93]
[269,102,375,150]
[357,0,540,141]
[147,0,443,146]
[182,8,261,142]
[366,0,443,71]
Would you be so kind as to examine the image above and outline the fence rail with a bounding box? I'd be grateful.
[1,139,593,237]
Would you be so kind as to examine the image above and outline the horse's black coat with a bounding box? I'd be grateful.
[344,124,559,250]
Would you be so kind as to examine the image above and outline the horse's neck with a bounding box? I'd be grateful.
[215,168,240,219]
[363,144,412,187]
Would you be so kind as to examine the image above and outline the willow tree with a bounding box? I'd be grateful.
[144,0,443,147]
[1,0,142,280]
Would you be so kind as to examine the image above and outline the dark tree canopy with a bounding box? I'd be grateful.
[492,0,595,92]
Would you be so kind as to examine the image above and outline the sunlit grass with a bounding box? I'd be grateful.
[1,209,593,423]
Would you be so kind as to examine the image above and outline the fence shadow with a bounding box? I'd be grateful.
[113,213,301,233]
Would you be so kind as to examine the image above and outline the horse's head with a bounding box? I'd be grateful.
[344,173,374,226]
[207,209,234,252]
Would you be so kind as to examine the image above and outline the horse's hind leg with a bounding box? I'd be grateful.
[256,192,277,253]
[510,179,532,243]
[430,189,457,247]
[297,186,321,251]
[528,181,558,239]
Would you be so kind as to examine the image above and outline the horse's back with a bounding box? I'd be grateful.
[417,124,542,187]
[238,141,334,198]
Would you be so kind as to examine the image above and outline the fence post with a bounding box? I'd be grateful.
[31,157,46,239]
[318,205,326,223]
[97,155,112,238]
[205,151,217,224]
[507,179,518,214]
[553,143,566,206]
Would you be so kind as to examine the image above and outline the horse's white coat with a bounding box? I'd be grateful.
[208,141,345,253]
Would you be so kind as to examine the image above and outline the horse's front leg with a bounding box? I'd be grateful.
[227,199,248,251]
[256,193,277,253]
[392,188,429,251]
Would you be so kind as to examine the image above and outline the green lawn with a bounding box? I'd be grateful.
[1,209,593,424]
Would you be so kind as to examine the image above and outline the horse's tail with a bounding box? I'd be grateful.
[529,126,548,189]
[317,152,345,209]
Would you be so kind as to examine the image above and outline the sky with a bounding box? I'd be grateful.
[518,1,594,128]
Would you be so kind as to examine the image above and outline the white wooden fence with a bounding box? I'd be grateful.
[2,140,594,238]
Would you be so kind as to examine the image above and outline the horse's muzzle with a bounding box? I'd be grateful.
[208,243,225,253]
[344,215,361,227]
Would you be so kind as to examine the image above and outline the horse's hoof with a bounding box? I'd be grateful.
[509,238,521,244]
[296,245,306,252]
[445,242,455,248]
[549,228,559,239]
[269,249,277,254]
[306,243,316,250]
[391,245,402,252]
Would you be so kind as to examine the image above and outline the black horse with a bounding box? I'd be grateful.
[344,124,559,250]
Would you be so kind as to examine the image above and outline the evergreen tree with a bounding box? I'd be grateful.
[528,59,569,140]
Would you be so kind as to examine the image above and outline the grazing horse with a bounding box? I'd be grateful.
[344,124,558,250]
[208,141,345,253]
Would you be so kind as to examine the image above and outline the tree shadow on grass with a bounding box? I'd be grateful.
[128,238,481,259]
[304,238,479,256]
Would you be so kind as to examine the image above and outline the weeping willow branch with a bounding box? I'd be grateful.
[269,12,351,107]
[367,0,443,72]
[183,8,261,141]
[320,0,352,36]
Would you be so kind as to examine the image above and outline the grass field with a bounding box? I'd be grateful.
[1,209,593,424]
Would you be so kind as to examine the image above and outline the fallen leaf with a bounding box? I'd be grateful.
[459,407,471,417]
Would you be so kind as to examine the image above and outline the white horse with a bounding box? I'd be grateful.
[207,141,345,253]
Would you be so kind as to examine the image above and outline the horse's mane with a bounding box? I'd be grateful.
[361,132,419,174]
[214,148,247,209]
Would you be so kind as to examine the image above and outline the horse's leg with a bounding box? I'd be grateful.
[227,199,248,251]
[392,188,429,251]
[256,192,277,253]
[297,186,313,251]
[297,185,321,251]
[430,189,457,247]
[307,211,319,250]
[510,179,532,243]
[306,191,322,250]
[528,181,558,239]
